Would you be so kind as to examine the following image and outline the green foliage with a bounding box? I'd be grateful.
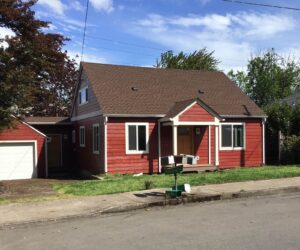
[53,166,300,196]
[0,0,78,127]
[228,49,300,108]
[265,102,300,136]
[281,136,300,164]
[156,49,220,71]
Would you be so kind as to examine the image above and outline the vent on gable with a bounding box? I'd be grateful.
[198,89,204,94]
[131,87,138,91]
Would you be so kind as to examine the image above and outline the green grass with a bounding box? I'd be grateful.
[53,166,300,196]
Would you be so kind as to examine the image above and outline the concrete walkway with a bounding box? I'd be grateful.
[1,177,300,228]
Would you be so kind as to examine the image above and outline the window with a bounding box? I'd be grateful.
[79,87,88,105]
[72,130,76,143]
[79,126,85,147]
[126,123,149,154]
[220,123,245,150]
[93,124,99,154]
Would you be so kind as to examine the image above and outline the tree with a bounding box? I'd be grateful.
[0,0,78,128]
[156,49,220,71]
[228,49,300,108]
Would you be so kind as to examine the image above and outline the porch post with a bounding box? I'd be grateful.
[208,125,211,165]
[215,126,219,167]
[172,125,177,155]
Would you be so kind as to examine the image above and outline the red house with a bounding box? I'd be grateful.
[0,62,267,179]
[71,63,267,175]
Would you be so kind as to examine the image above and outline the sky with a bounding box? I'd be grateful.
[2,0,300,72]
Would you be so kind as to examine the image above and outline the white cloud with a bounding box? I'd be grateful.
[68,1,84,12]
[90,0,114,13]
[231,12,296,38]
[131,12,297,71]
[38,0,65,15]
[68,50,108,65]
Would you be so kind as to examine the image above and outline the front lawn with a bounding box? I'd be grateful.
[54,165,300,196]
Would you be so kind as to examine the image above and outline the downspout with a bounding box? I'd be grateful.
[262,117,266,165]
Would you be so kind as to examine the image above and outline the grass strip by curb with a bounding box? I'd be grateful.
[53,166,300,196]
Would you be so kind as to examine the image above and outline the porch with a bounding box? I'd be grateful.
[159,124,220,173]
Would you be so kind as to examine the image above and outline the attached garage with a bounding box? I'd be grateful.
[0,120,47,180]
[0,142,37,180]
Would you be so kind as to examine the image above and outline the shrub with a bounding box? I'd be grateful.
[282,135,300,164]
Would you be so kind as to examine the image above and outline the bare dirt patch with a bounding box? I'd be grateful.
[0,179,75,201]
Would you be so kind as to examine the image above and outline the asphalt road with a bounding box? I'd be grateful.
[1,193,300,250]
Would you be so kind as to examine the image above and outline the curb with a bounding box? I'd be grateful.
[1,186,299,229]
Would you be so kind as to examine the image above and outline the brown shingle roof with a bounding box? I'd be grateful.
[82,62,266,118]
[25,116,70,124]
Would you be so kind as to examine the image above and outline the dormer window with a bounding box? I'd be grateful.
[79,87,88,105]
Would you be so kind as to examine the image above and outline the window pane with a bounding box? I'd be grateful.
[138,125,146,151]
[128,125,137,150]
[85,88,88,102]
[222,125,232,147]
[234,125,244,148]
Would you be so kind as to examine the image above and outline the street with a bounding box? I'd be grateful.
[1,193,300,250]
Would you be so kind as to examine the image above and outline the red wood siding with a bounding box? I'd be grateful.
[194,126,209,164]
[219,119,263,168]
[73,116,104,175]
[0,121,46,177]
[107,118,158,174]
[179,103,215,122]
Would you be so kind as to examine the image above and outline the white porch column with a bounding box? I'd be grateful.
[215,125,219,166]
[208,125,211,165]
[172,125,177,155]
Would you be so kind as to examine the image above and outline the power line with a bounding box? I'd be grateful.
[81,0,90,62]
[222,0,300,11]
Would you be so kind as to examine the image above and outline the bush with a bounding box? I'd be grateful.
[282,135,300,164]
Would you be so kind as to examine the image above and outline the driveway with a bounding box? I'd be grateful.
[1,192,300,250]
[0,179,75,202]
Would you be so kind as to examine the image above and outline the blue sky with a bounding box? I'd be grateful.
[3,0,300,72]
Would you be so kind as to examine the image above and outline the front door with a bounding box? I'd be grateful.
[177,127,194,155]
[48,134,62,168]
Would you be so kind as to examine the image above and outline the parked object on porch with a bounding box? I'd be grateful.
[160,155,175,166]
[164,164,184,198]
[174,155,198,165]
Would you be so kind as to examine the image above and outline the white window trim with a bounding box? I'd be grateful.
[93,124,100,154]
[79,126,85,147]
[125,122,149,154]
[72,129,76,144]
[79,87,88,106]
[220,123,246,151]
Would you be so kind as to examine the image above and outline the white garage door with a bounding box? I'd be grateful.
[0,142,36,180]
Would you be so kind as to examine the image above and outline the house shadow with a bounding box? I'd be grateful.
[134,191,165,198]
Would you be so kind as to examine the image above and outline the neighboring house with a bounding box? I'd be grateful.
[0,62,267,180]
[280,92,300,107]
[71,63,267,175]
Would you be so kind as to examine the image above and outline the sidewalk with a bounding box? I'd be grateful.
[1,177,300,228]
